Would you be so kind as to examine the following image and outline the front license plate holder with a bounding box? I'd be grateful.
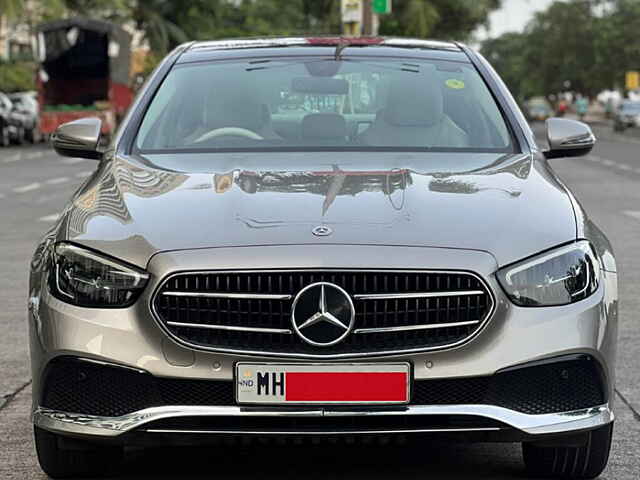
[235,362,410,405]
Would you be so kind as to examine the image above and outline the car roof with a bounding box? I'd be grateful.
[177,37,469,64]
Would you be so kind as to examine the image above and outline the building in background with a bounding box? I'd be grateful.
[0,6,37,60]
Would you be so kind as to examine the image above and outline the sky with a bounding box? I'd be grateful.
[477,0,557,40]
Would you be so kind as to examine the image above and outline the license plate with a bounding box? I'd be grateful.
[235,363,410,405]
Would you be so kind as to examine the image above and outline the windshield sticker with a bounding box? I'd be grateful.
[445,79,465,90]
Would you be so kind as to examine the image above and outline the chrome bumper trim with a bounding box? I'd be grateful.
[141,427,503,435]
[33,404,613,438]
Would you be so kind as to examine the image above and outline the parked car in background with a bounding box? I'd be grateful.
[8,92,42,143]
[0,91,28,146]
[526,97,553,121]
[613,100,640,131]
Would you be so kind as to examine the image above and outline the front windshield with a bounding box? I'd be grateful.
[136,56,514,153]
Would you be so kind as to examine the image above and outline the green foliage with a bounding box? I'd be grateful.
[131,0,343,53]
[63,0,131,22]
[127,0,496,55]
[0,61,35,92]
[0,0,24,19]
[482,33,540,100]
[3,0,501,59]
[379,0,501,41]
[481,0,640,99]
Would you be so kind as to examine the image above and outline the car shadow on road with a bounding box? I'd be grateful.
[114,440,527,480]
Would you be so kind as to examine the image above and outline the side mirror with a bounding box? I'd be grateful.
[51,117,102,160]
[544,118,596,159]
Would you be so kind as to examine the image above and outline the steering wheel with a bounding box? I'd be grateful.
[194,127,264,143]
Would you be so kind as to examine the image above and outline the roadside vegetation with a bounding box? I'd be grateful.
[481,0,640,100]
[1,0,501,54]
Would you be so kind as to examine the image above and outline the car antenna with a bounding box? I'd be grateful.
[334,40,349,61]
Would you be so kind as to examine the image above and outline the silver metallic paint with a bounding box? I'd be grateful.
[29,41,618,442]
[58,152,577,269]
[51,117,102,158]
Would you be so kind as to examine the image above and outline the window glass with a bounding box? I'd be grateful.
[136,57,514,152]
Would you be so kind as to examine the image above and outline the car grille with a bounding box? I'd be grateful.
[151,270,493,357]
[41,356,606,417]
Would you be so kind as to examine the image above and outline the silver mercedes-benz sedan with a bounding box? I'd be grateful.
[29,37,617,479]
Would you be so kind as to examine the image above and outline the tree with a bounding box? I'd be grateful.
[481,0,623,99]
[379,0,502,41]
[131,0,189,53]
[481,33,540,100]
[0,0,24,19]
[0,60,35,91]
[524,0,602,97]
[595,0,640,89]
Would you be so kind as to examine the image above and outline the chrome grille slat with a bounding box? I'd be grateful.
[352,290,484,300]
[354,319,481,334]
[166,321,292,335]
[151,270,494,358]
[162,291,292,300]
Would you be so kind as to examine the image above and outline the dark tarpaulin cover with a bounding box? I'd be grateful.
[37,17,131,85]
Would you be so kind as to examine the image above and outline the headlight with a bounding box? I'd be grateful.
[497,241,600,307]
[49,243,149,307]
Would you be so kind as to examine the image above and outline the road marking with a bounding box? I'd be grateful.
[623,211,640,221]
[2,153,20,163]
[38,213,61,222]
[45,177,70,185]
[61,158,85,164]
[588,155,640,174]
[13,182,41,193]
[75,171,92,178]
[26,151,44,160]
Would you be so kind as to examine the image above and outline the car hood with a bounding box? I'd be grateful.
[63,151,576,268]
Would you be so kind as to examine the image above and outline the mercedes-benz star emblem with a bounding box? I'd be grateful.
[291,282,355,347]
[312,225,333,237]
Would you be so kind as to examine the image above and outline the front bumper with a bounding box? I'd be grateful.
[32,353,612,441]
[29,245,619,441]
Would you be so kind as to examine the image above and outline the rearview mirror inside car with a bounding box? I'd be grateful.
[292,77,349,95]
[51,117,103,160]
[544,118,596,159]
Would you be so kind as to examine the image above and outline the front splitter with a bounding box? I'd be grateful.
[33,403,613,438]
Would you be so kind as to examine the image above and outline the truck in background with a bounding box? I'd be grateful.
[36,18,133,140]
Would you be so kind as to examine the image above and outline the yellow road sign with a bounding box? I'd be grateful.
[626,71,639,90]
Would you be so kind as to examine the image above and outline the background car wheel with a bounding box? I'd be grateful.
[26,126,41,144]
[0,124,9,147]
[34,426,123,479]
[522,423,613,479]
[13,126,26,145]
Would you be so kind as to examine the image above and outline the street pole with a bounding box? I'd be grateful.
[363,0,373,36]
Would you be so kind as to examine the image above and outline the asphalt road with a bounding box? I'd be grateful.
[0,127,639,479]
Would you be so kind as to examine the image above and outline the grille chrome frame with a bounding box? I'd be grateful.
[149,269,496,359]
